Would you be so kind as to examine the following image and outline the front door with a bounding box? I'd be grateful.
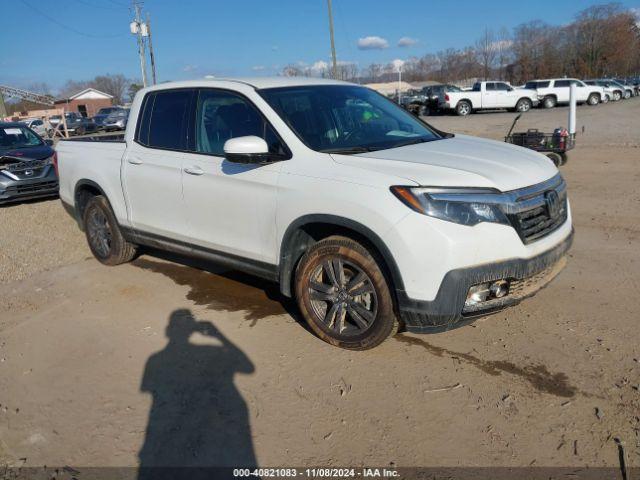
[122,88,194,240]
[181,88,288,264]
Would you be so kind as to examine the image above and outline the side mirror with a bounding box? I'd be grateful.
[223,136,277,164]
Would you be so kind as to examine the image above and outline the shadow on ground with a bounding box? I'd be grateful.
[138,309,257,478]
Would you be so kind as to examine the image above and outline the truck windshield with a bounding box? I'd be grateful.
[259,85,441,153]
[0,126,43,149]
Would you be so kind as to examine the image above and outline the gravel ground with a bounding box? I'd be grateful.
[0,199,89,284]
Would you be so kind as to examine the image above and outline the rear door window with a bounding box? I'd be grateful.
[136,89,193,150]
[554,80,570,88]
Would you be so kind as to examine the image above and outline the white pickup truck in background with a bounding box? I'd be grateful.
[524,78,604,108]
[438,81,539,116]
[56,77,573,350]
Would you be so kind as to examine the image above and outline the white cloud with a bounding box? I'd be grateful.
[182,64,198,72]
[310,60,329,72]
[397,36,418,47]
[251,65,266,71]
[357,36,389,50]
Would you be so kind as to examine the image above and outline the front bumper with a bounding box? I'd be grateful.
[0,167,59,204]
[398,229,573,333]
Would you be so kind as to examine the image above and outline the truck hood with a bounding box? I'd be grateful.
[331,134,558,192]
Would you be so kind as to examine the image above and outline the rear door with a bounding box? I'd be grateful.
[122,88,194,239]
[180,88,287,264]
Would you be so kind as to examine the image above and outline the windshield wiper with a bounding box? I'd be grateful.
[392,137,432,149]
[320,146,374,154]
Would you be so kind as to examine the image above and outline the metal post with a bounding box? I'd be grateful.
[146,12,157,85]
[327,0,338,79]
[0,93,7,118]
[134,2,148,88]
[569,82,577,135]
[398,66,402,105]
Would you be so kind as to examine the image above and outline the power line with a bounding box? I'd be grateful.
[74,0,127,11]
[20,0,128,38]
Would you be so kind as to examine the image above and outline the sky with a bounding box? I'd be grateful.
[2,0,639,93]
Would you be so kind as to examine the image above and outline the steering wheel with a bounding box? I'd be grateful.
[342,124,368,142]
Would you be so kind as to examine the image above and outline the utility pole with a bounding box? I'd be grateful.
[326,0,338,80]
[146,12,157,85]
[131,1,148,88]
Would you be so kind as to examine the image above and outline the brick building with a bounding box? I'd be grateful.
[53,88,114,118]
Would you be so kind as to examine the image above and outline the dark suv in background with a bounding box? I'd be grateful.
[0,122,58,204]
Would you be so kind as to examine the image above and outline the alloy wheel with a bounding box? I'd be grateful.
[87,207,113,258]
[307,258,377,336]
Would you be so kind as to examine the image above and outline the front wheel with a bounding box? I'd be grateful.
[455,100,471,116]
[613,91,622,101]
[587,93,599,105]
[515,98,532,112]
[294,236,397,350]
[83,195,138,266]
[602,94,610,103]
[624,90,631,99]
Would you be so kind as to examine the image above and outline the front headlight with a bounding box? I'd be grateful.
[391,186,509,226]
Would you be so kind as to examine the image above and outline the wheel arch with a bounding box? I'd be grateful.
[278,214,404,300]
[73,179,110,230]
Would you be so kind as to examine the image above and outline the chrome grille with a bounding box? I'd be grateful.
[506,176,568,244]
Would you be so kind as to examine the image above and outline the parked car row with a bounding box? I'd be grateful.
[399,77,639,116]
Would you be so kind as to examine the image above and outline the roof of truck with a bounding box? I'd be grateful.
[146,77,353,91]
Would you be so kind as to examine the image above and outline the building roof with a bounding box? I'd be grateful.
[68,88,114,100]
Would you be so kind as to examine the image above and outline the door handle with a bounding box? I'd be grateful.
[184,166,204,176]
[128,157,143,165]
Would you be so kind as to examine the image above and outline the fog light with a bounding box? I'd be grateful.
[465,283,491,306]
[465,279,511,306]
[490,280,509,298]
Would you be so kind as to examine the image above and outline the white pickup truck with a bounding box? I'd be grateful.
[57,78,573,350]
[438,81,539,116]
[524,79,604,108]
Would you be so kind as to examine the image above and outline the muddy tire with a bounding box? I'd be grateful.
[83,195,137,266]
[455,100,472,116]
[294,236,397,350]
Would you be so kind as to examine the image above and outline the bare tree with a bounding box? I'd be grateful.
[476,28,497,80]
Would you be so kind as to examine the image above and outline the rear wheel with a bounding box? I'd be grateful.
[455,100,471,116]
[602,94,610,103]
[543,96,557,109]
[613,91,622,101]
[515,98,532,112]
[587,93,600,105]
[624,90,631,99]
[294,236,397,350]
[83,195,137,266]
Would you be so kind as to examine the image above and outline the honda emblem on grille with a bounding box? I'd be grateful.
[24,169,34,176]
[545,190,561,219]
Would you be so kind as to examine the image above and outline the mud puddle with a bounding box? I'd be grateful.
[396,334,578,397]
[134,257,293,325]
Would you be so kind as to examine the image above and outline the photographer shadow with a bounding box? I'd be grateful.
[138,309,256,478]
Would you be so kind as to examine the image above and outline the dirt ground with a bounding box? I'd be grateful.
[0,99,639,472]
